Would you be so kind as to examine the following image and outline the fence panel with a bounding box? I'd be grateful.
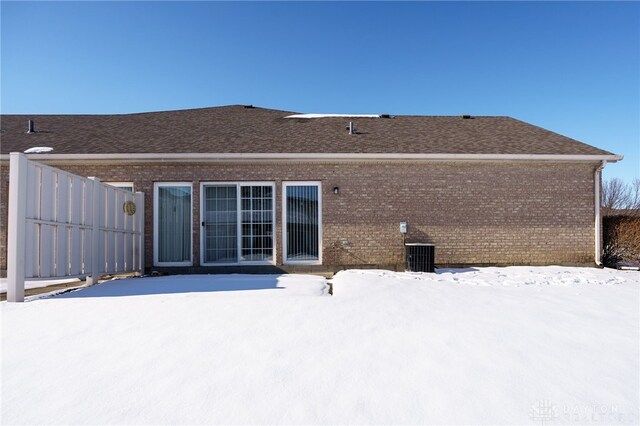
[6,153,145,302]
[70,227,83,276]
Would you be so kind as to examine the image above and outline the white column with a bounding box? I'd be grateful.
[7,153,28,302]
[135,191,145,275]
[87,177,102,285]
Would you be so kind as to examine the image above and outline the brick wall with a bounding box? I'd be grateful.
[0,160,598,273]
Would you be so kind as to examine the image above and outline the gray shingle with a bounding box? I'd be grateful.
[0,105,614,156]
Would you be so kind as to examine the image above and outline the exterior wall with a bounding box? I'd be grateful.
[1,163,8,273]
[0,160,599,273]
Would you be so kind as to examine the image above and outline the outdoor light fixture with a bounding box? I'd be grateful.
[333,187,340,194]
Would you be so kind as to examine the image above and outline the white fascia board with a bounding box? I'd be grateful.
[0,152,624,163]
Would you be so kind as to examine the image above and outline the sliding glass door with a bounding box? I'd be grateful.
[201,182,275,265]
[240,185,274,262]
[154,183,192,266]
[283,182,322,264]
[203,185,238,263]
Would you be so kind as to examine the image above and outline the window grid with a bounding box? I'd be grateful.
[204,185,237,263]
[202,183,274,265]
[240,185,273,262]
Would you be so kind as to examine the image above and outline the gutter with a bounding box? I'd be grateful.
[594,160,607,265]
[0,152,624,163]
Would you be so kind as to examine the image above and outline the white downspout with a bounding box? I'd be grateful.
[594,160,606,265]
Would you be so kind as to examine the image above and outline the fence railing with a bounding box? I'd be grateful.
[6,153,145,302]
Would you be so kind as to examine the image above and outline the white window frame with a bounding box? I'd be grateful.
[105,182,135,192]
[200,181,276,266]
[153,182,193,267]
[282,181,322,265]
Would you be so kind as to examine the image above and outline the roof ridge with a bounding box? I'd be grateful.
[0,104,298,117]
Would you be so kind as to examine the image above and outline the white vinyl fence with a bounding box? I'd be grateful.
[6,153,145,302]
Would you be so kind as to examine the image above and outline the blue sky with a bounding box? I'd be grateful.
[2,1,638,182]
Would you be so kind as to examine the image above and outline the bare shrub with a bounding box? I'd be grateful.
[602,178,640,266]
[602,215,640,267]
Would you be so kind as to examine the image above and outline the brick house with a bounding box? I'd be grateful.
[0,105,622,274]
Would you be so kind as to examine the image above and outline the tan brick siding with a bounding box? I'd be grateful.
[0,160,598,272]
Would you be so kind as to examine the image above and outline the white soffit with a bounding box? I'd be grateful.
[1,152,624,163]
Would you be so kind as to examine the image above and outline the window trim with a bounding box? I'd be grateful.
[153,182,193,267]
[200,181,276,266]
[282,181,322,265]
[105,182,135,192]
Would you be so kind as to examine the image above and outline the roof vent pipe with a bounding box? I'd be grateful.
[348,121,354,135]
[27,119,35,133]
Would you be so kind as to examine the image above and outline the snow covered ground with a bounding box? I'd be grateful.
[0,277,81,294]
[1,267,638,425]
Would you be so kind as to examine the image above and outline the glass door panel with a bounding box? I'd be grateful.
[240,185,274,262]
[203,185,237,263]
[157,185,191,264]
[285,184,320,262]
[202,183,274,264]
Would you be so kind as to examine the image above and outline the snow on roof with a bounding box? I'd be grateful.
[285,113,381,119]
[24,146,53,153]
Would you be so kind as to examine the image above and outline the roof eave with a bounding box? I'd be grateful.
[0,152,623,163]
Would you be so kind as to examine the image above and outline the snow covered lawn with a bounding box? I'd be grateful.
[2,267,638,425]
[0,277,81,294]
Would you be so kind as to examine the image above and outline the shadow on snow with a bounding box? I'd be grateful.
[435,268,479,274]
[54,274,285,299]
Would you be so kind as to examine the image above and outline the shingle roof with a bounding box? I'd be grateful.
[0,105,614,156]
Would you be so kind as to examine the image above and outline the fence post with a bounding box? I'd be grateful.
[7,153,28,302]
[136,191,145,275]
[87,177,102,285]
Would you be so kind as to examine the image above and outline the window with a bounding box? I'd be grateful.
[283,182,322,264]
[240,185,274,262]
[154,183,192,266]
[201,182,275,265]
[203,185,238,263]
[105,182,134,192]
